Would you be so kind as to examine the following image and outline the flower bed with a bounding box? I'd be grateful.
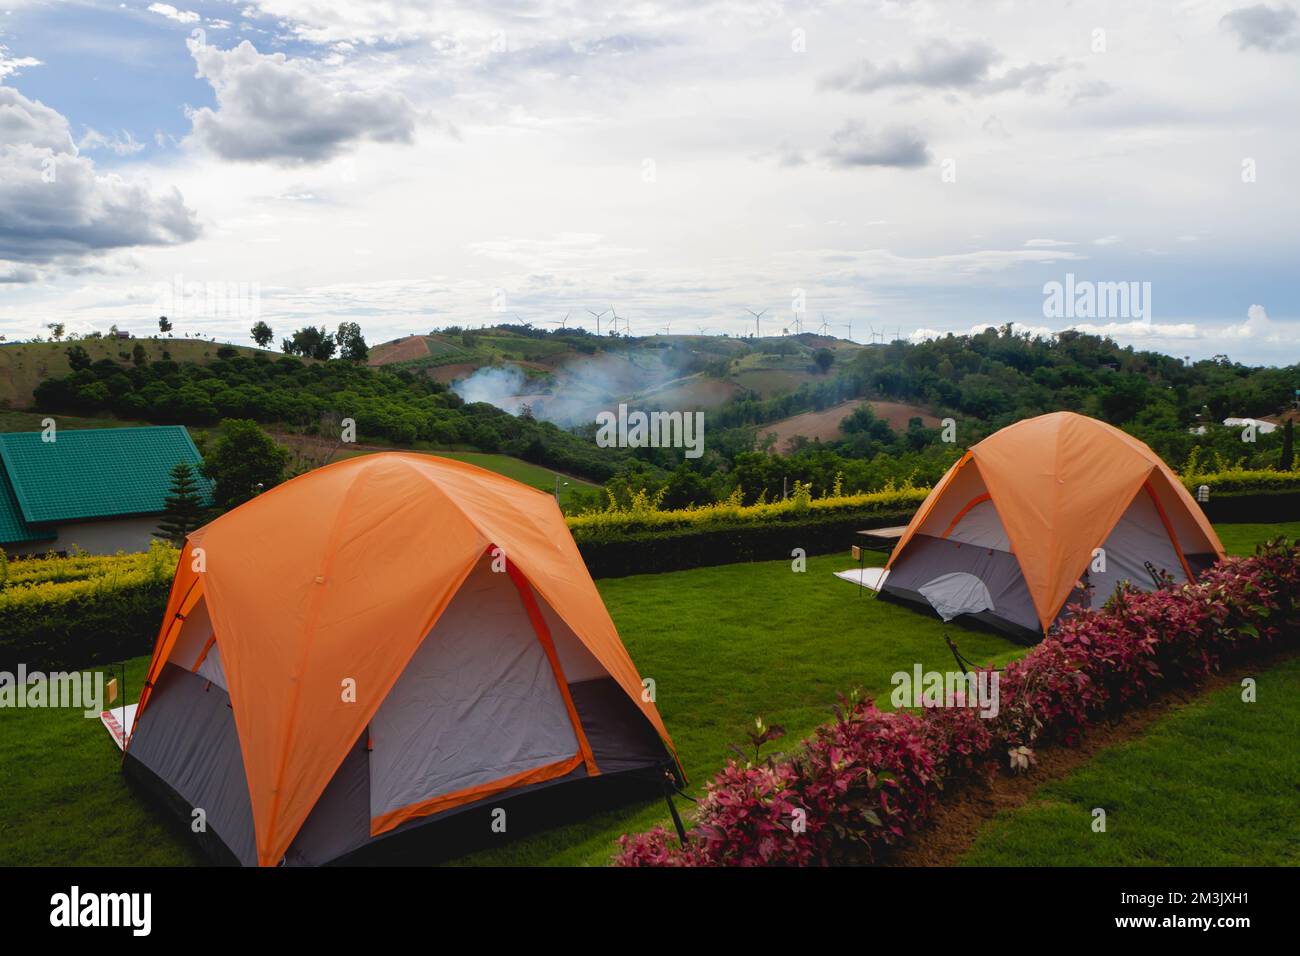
[615,538,1300,866]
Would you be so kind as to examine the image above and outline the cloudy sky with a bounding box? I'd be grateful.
[1,0,1297,364]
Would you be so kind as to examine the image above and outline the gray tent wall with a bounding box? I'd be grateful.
[124,556,670,866]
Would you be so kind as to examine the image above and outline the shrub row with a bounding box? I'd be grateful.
[0,544,178,671]
[615,538,1300,866]
[1181,467,1300,495]
[569,485,926,576]
[567,486,930,540]
[576,509,916,577]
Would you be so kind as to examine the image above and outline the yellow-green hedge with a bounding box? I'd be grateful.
[566,485,931,542]
[1181,468,1300,496]
[0,543,179,670]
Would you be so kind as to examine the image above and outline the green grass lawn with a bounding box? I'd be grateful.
[1214,522,1300,557]
[0,521,1295,866]
[0,409,155,433]
[961,655,1300,866]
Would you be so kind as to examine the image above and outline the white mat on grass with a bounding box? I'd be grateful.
[100,703,138,751]
[834,567,889,590]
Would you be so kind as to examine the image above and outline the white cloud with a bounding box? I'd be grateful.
[1221,4,1299,51]
[1222,303,1289,342]
[820,39,1065,96]
[184,40,421,165]
[78,128,146,155]
[0,44,42,82]
[1069,320,1201,339]
[820,121,931,169]
[147,3,201,25]
[0,87,200,271]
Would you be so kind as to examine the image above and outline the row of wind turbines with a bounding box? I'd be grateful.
[522,307,902,344]
[744,309,901,345]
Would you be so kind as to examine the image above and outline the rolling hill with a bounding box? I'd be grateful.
[0,337,276,408]
[368,326,875,429]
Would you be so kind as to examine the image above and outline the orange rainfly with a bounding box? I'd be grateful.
[884,412,1224,637]
[130,453,679,867]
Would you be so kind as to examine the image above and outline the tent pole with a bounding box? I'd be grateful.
[662,773,688,847]
[944,630,968,676]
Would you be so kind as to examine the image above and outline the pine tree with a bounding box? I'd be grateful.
[154,461,207,546]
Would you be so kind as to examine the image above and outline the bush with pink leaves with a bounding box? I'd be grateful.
[614,539,1300,867]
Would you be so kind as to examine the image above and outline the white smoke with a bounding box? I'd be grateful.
[452,365,531,413]
[451,348,703,428]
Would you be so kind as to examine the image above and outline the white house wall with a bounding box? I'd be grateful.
[5,515,162,557]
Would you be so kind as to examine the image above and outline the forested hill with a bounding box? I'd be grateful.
[16,324,1300,503]
[29,350,633,483]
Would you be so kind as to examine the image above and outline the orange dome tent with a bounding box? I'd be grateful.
[125,453,679,866]
[881,412,1224,641]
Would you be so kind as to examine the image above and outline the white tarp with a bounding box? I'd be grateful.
[100,703,138,750]
[918,571,995,622]
[834,567,890,590]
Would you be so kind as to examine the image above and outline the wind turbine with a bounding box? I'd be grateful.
[817,313,830,335]
[843,319,853,342]
[609,306,622,335]
[746,308,767,338]
[587,308,610,335]
[661,322,672,335]
[547,312,570,331]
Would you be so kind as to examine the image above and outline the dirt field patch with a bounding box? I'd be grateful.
[637,376,740,409]
[368,335,431,365]
[761,399,940,452]
[426,361,481,384]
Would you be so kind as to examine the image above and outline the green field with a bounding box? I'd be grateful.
[0,409,154,432]
[0,521,1294,867]
[962,655,1300,866]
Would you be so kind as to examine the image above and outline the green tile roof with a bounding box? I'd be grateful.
[0,426,213,531]
[0,468,53,545]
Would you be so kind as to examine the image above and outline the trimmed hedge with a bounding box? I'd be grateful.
[567,486,929,539]
[0,546,177,671]
[1197,488,1300,523]
[569,485,928,577]
[1181,467,1300,496]
[576,509,915,577]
